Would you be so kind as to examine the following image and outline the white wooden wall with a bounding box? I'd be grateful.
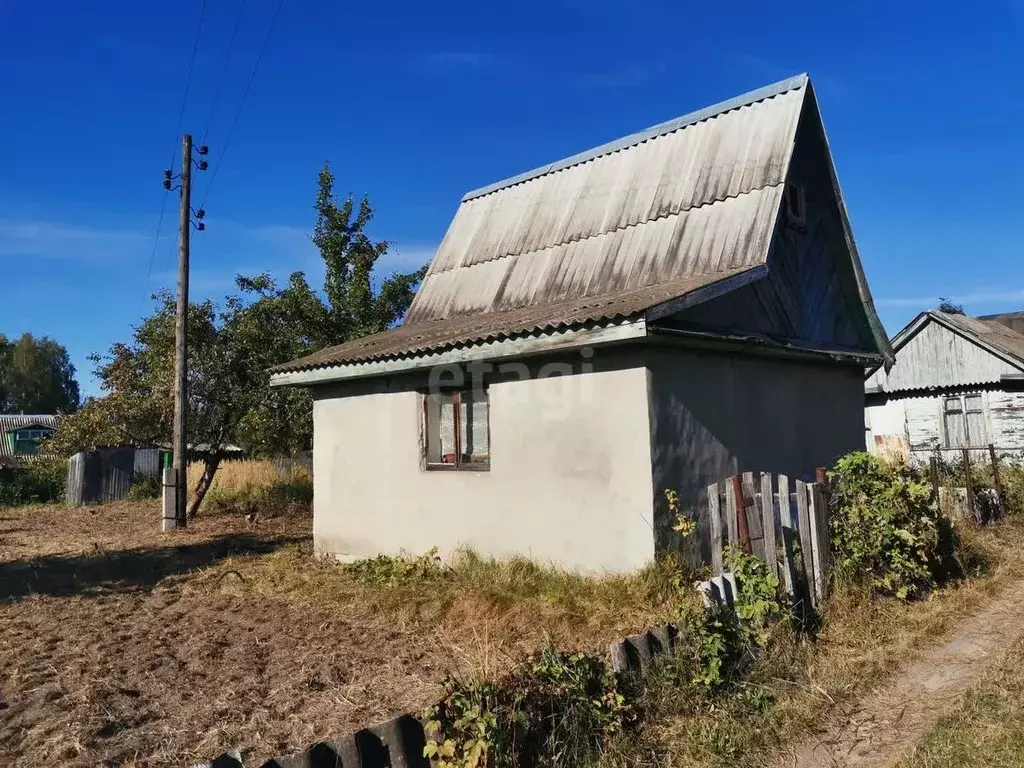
[867,390,1024,457]
[867,320,1019,392]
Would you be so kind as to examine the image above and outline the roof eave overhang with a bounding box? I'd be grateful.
[647,325,884,366]
[269,319,649,387]
[644,265,768,321]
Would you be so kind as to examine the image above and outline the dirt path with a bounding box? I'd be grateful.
[779,577,1024,767]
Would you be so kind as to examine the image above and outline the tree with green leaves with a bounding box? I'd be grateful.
[938,297,965,315]
[50,161,426,516]
[0,333,80,414]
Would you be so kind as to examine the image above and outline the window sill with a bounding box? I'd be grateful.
[424,463,491,472]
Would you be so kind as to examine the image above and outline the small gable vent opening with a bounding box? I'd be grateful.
[784,184,807,228]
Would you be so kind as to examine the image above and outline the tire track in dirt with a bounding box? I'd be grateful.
[778,577,1024,767]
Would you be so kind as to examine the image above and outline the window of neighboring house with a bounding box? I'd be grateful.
[943,393,988,448]
[423,389,490,470]
[18,429,51,441]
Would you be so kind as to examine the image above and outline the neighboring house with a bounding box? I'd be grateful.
[866,312,1024,461]
[978,310,1024,334]
[0,415,59,460]
[271,74,892,572]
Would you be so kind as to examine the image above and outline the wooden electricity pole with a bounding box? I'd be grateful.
[171,133,193,529]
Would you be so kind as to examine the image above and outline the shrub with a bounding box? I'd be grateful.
[1002,465,1024,516]
[424,647,629,767]
[829,452,958,599]
[125,474,161,501]
[0,460,65,507]
[676,546,788,691]
[342,548,445,586]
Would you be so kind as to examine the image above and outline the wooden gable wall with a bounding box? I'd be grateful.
[656,89,877,354]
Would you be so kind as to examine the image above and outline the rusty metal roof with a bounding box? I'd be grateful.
[273,267,754,371]
[277,75,813,374]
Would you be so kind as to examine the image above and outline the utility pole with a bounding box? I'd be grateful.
[162,134,208,532]
[171,133,192,529]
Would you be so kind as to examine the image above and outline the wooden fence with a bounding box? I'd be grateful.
[706,471,831,609]
[66,447,167,506]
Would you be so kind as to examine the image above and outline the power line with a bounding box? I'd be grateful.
[139,0,209,321]
[201,0,248,146]
[201,0,285,208]
[139,193,171,311]
[173,0,209,171]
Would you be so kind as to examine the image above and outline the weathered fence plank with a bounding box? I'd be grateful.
[795,479,816,606]
[775,474,796,598]
[759,472,778,578]
[732,475,752,555]
[708,483,723,575]
[807,484,827,606]
[725,480,739,546]
[742,471,764,560]
[699,472,833,612]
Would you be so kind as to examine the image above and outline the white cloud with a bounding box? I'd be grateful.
[0,219,149,261]
[875,289,1024,309]
[381,243,435,274]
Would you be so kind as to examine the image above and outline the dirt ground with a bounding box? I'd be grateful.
[0,503,454,767]
[777,576,1024,767]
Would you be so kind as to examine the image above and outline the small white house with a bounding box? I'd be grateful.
[866,311,1024,462]
[272,74,892,572]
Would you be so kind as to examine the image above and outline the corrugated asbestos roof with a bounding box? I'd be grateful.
[276,268,754,371]
[938,312,1024,366]
[275,75,811,373]
[0,414,58,459]
[0,415,58,432]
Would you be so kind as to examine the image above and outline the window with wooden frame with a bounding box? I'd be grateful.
[942,392,988,448]
[423,389,490,470]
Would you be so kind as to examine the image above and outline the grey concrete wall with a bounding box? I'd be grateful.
[646,347,865,563]
[311,348,656,573]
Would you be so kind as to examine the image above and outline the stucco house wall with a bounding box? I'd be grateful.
[648,347,865,563]
[311,349,656,573]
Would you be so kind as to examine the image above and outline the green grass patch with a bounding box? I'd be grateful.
[899,637,1024,768]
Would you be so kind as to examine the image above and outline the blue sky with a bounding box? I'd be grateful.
[1,1,1022,397]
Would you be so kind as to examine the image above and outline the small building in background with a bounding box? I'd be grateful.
[865,311,1024,462]
[272,74,892,572]
[0,414,59,461]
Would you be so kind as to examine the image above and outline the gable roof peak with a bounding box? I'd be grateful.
[462,73,810,203]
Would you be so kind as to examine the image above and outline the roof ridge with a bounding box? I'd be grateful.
[461,73,809,203]
[428,181,785,279]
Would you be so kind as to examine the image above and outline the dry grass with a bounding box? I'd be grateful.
[898,636,1024,768]
[198,544,696,675]
[187,458,312,514]
[5,492,1024,767]
[0,500,688,767]
[197,545,696,675]
[187,458,309,496]
[620,515,1024,767]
